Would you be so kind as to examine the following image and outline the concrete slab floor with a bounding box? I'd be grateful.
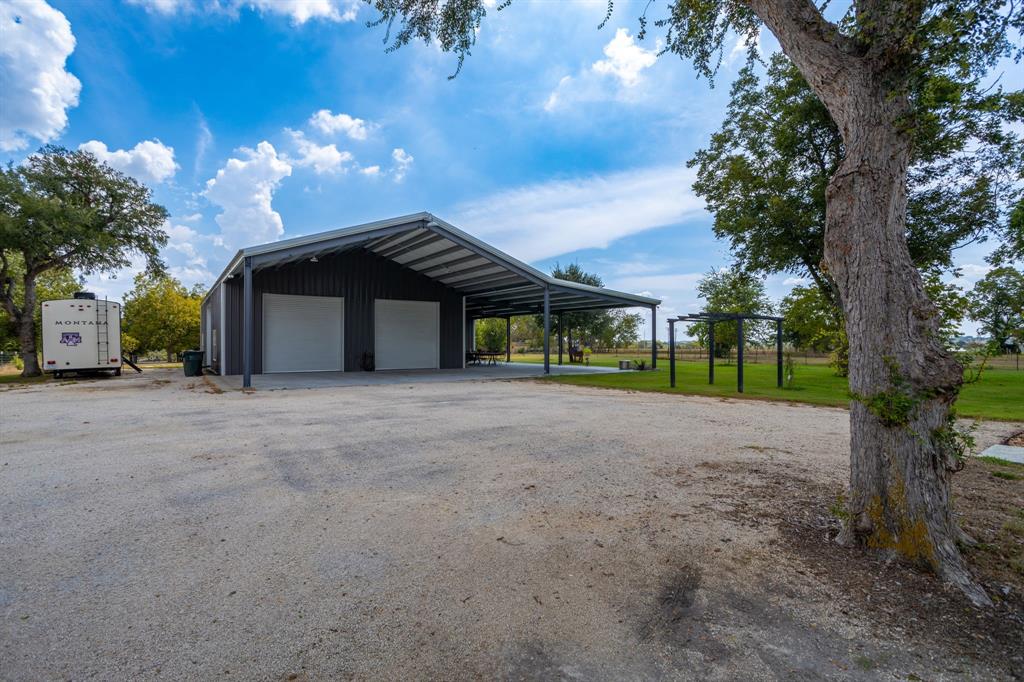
[209,361,624,391]
[980,444,1024,464]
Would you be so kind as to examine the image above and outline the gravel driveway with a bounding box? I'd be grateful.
[0,370,1019,680]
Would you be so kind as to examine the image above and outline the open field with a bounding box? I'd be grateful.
[512,353,1024,421]
[1,369,1022,680]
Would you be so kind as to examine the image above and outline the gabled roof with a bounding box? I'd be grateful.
[204,212,660,317]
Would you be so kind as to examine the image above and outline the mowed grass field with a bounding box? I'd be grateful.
[515,353,1024,422]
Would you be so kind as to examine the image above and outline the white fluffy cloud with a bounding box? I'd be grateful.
[453,165,705,262]
[78,139,178,184]
[126,0,359,24]
[391,148,413,182]
[592,28,657,87]
[285,129,352,174]
[308,109,369,140]
[359,165,380,177]
[545,28,657,112]
[0,0,81,151]
[203,141,292,250]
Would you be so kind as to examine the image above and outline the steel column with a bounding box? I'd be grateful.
[651,306,657,369]
[543,287,550,374]
[776,318,783,388]
[242,256,253,389]
[737,317,744,393]
[708,322,715,384]
[669,319,676,388]
[557,312,563,365]
[506,316,511,363]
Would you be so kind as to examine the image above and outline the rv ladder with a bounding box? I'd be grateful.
[96,299,109,365]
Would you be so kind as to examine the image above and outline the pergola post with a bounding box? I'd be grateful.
[708,322,715,384]
[557,312,563,365]
[776,318,783,388]
[242,256,253,389]
[737,317,745,393]
[650,306,657,369]
[506,316,511,363]
[669,318,676,388]
[543,286,550,374]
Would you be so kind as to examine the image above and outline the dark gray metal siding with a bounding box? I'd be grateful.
[222,250,464,374]
[200,284,222,373]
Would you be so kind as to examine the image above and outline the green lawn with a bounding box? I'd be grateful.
[513,353,1024,422]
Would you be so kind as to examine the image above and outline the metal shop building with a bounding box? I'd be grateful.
[200,213,661,388]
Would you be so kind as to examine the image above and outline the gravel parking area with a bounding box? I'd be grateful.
[1,370,1020,680]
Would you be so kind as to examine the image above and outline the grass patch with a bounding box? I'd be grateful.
[0,373,49,385]
[518,353,1024,422]
[992,471,1022,481]
[977,456,1024,468]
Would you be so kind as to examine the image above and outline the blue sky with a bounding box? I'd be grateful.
[1,0,1008,338]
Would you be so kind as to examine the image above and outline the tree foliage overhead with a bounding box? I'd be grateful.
[689,51,1023,305]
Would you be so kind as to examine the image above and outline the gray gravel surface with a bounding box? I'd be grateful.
[0,370,1019,680]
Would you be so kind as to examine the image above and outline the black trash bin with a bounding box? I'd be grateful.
[182,350,204,377]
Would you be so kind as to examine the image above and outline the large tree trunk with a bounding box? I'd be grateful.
[18,275,41,377]
[746,0,988,605]
[822,76,988,606]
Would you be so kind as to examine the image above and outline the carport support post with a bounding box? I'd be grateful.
[669,319,676,388]
[506,316,511,363]
[650,306,657,369]
[557,312,563,365]
[708,323,715,384]
[242,256,253,389]
[543,287,550,374]
[776,318,783,388]
[737,317,745,393]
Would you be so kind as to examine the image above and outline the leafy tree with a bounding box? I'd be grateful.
[509,314,541,349]
[364,0,1024,604]
[475,317,507,352]
[690,54,1023,307]
[686,267,774,356]
[0,146,168,376]
[123,273,203,361]
[967,267,1024,349]
[922,272,970,348]
[779,285,842,352]
[530,262,639,351]
[0,253,79,353]
[610,311,643,349]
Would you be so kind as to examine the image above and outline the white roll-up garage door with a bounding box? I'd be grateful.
[263,294,344,373]
[374,299,439,370]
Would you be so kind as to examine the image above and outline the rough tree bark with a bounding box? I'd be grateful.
[749,0,989,605]
[16,275,41,377]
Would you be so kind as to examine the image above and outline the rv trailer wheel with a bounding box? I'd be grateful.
[114,367,122,376]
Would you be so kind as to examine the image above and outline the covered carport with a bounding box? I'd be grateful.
[201,212,660,388]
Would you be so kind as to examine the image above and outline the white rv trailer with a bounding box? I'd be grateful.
[40,293,123,377]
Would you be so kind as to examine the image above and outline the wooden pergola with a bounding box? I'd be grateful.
[668,312,785,393]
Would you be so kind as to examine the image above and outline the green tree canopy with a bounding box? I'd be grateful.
[123,272,204,361]
[686,267,774,355]
[475,318,507,352]
[968,266,1024,349]
[689,53,1023,306]
[0,146,168,375]
[779,285,842,353]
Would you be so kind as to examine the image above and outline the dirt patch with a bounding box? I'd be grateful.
[1006,431,1024,447]
[694,458,1024,678]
